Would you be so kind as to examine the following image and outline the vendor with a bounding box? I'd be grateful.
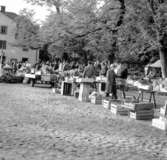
[83,61,95,78]
[94,60,101,76]
[119,63,128,98]
[106,64,117,99]
[100,61,108,76]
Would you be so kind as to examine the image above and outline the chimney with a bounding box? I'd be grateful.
[0,6,6,13]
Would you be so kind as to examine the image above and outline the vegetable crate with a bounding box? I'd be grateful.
[152,103,167,131]
[110,102,129,116]
[91,95,102,104]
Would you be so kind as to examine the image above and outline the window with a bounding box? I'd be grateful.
[0,40,7,49]
[0,26,7,34]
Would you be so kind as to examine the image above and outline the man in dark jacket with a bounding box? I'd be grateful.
[83,61,95,78]
[106,64,117,99]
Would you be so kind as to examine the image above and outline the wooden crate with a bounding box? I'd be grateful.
[110,106,129,116]
[103,99,111,109]
[152,118,167,131]
[160,106,167,117]
[91,96,102,104]
[123,102,153,111]
[103,99,122,110]
[130,110,154,120]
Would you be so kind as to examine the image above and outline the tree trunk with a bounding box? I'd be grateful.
[159,46,167,78]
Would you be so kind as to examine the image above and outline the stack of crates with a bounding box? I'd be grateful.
[110,100,129,116]
[128,102,154,120]
[103,98,112,109]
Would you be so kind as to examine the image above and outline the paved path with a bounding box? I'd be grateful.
[0,84,166,160]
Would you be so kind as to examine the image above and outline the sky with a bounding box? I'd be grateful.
[1,0,50,24]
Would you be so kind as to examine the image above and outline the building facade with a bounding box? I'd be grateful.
[0,6,37,64]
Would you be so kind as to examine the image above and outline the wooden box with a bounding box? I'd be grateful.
[130,110,154,120]
[103,99,111,109]
[152,118,167,131]
[124,102,153,111]
[103,99,122,110]
[110,106,129,116]
[91,96,102,104]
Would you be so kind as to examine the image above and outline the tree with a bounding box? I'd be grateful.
[146,0,167,78]
[15,8,41,50]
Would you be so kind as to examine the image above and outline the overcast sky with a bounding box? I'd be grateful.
[1,0,50,23]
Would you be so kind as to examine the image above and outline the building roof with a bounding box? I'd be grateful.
[4,11,18,20]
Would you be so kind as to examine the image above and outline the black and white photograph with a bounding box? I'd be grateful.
[0,0,167,159]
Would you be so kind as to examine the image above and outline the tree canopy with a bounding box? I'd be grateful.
[24,0,167,77]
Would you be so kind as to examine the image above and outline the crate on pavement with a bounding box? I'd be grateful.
[130,110,154,120]
[102,99,111,109]
[110,104,129,115]
[123,102,154,111]
[152,102,167,131]
[103,99,122,110]
[152,118,167,131]
[91,95,102,104]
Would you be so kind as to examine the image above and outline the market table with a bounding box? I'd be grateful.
[138,88,156,108]
[76,78,95,102]
[96,77,127,98]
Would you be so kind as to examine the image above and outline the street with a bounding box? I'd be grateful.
[0,84,166,160]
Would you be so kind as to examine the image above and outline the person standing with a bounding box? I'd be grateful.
[94,60,101,76]
[106,64,117,99]
[100,61,108,76]
[83,61,95,78]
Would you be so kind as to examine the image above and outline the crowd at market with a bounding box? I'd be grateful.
[0,57,165,99]
[0,59,131,98]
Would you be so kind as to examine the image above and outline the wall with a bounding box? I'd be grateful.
[0,12,37,64]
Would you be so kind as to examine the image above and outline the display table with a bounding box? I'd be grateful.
[138,89,156,108]
[78,78,95,102]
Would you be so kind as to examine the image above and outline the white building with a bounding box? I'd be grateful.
[0,6,37,64]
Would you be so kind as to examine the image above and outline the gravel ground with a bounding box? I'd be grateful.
[0,83,167,160]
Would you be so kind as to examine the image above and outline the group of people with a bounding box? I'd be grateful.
[1,58,128,99]
[83,60,128,99]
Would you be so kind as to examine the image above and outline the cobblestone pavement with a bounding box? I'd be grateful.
[0,84,167,160]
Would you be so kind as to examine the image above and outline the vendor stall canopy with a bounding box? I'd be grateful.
[149,60,161,68]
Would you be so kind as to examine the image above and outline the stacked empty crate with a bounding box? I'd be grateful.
[123,99,154,120]
[152,101,167,131]
[90,94,102,104]
[103,99,129,115]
